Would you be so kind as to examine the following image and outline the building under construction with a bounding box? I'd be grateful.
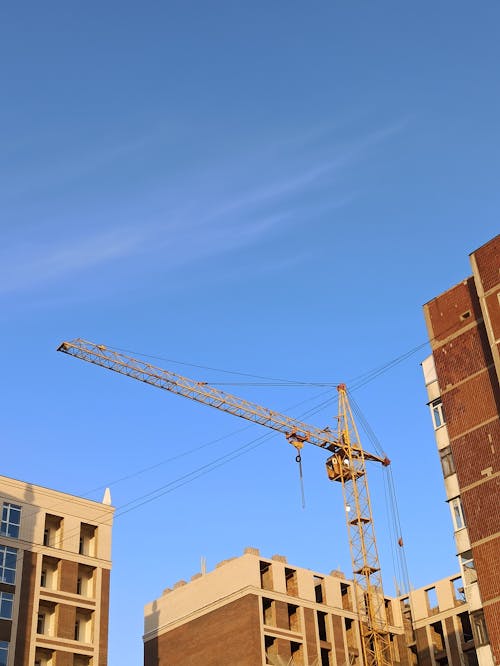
[143,547,480,666]
[0,475,113,666]
[423,234,499,665]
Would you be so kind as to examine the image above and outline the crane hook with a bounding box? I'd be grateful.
[295,448,306,510]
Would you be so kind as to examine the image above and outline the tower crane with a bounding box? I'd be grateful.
[58,338,393,666]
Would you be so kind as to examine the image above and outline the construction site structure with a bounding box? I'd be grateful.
[422,234,499,666]
[143,547,481,666]
[57,340,393,666]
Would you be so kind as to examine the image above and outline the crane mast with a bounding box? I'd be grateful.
[58,338,393,666]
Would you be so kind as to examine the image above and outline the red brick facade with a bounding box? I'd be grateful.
[424,234,500,663]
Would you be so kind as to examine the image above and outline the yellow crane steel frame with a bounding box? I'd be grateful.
[58,338,393,666]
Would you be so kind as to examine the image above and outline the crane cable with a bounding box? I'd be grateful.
[348,391,411,596]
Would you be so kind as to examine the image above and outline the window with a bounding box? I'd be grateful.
[439,446,455,477]
[44,515,63,549]
[451,576,465,603]
[317,611,328,641]
[460,550,477,585]
[0,546,17,584]
[450,497,466,531]
[290,641,303,664]
[0,592,13,619]
[37,613,46,635]
[75,610,93,643]
[425,586,438,612]
[40,556,59,590]
[430,399,445,429]
[77,565,96,598]
[321,647,332,666]
[262,598,275,626]
[259,561,273,590]
[314,575,324,603]
[0,642,8,666]
[37,602,55,636]
[459,612,473,643]
[79,523,97,556]
[1,503,21,538]
[341,582,352,611]
[288,604,300,632]
[344,617,356,649]
[285,568,298,596]
[471,611,489,647]
[429,621,445,652]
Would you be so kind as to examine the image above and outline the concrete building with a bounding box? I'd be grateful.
[143,548,481,666]
[0,475,114,666]
[422,234,499,665]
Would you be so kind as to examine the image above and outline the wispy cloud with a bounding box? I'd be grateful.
[0,228,146,294]
[1,118,408,296]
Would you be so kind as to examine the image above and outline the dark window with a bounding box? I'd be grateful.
[317,611,328,641]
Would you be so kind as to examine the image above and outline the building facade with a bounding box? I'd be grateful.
[0,475,114,666]
[422,234,500,665]
[143,548,481,666]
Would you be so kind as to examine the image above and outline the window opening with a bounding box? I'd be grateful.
[0,592,13,620]
[44,515,63,549]
[471,611,489,647]
[440,447,455,477]
[344,617,356,650]
[40,556,59,590]
[290,641,303,665]
[430,399,445,429]
[265,635,277,664]
[79,523,97,556]
[341,583,352,611]
[77,564,95,597]
[451,576,465,604]
[259,561,273,591]
[288,604,300,632]
[429,621,445,653]
[459,612,473,643]
[262,598,275,626]
[450,497,466,531]
[0,642,8,666]
[0,546,17,584]
[425,587,438,613]
[317,611,328,641]
[37,613,46,635]
[385,598,394,625]
[1,503,21,538]
[285,568,298,596]
[460,551,477,585]
[314,575,324,603]
[321,647,332,666]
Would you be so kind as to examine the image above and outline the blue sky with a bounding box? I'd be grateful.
[1,3,499,664]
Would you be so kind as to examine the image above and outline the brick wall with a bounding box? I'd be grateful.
[144,594,262,666]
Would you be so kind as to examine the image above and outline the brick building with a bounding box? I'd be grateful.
[143,547,481,666]
[0,475,114,666]
[423,234,500,665]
